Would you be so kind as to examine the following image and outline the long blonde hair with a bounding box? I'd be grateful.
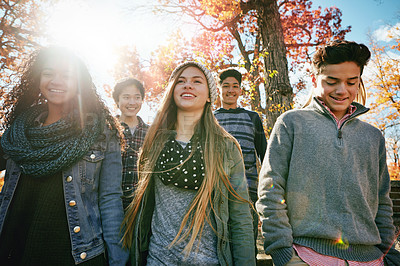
[122,63,247,255]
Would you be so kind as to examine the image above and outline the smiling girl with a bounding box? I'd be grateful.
[0,47,128,265]
[122,61,255,265]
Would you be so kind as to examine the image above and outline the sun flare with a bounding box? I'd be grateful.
[45,1,125,82]
[42,0,200,122]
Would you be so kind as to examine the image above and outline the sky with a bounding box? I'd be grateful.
[42,0,400,120]
[313,0,400,44]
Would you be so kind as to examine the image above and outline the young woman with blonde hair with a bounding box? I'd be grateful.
[123,61,255,265]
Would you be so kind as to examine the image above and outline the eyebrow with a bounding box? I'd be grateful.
[41,67,73,74]
[222,81,239,85]
[326,76,359,80]
[122,93,141,96]
[179,75,205,80]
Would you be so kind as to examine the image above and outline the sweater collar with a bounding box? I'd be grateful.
[308,97,369,122]
[217,107,245,113]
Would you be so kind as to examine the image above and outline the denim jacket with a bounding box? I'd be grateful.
[130,139,256,266]
[0,127,129,265]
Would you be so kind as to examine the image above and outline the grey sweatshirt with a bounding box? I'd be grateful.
[256,98,398,266]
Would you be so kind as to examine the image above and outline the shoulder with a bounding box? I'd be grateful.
[102,124,117,136]
[274,108,312,125]
[214,107,256,119]
[214,107,246,115]
[100,125,120,146]
[214,107,223,114]
[221,137,242,159]
[241,109,264,123]
[241,108,258,116]
[213,108,225,117]
[269,109,323,137]
[137,116,150,129]
[353,119,385,140]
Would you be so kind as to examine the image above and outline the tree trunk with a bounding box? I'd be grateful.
[256,0,293,135]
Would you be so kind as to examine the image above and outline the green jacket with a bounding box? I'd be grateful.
[129,139,256,265]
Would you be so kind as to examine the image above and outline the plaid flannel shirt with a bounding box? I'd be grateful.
[120,116,149,209]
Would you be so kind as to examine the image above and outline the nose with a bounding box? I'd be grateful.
[336,82,346,94]
[183,81,193,90]
[50,73,64,84]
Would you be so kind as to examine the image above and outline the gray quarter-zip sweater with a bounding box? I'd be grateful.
[256,98,398,266]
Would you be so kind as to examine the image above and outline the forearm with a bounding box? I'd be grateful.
[256,119,294,266]
[375,143,397,253]
[99,134,128,265]
[228,145,256,265]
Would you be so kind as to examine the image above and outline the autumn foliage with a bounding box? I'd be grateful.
[0,0,47,133]
[366,28,400,180]
[0,1,398,182]
[140,0,351,133]
[0,0,44,83]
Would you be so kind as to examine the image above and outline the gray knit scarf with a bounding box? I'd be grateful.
[1,104,104,177]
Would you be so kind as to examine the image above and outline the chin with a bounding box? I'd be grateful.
[127,113,138,117]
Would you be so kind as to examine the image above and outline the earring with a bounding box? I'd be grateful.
[38,92,46,103]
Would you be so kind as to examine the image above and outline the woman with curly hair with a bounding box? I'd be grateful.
[122,61,255,265]
[0,46,128,265]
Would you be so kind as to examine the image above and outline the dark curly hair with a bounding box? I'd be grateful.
[312,40,371,75]
[219,69,242,86]
[303,40,371,107]
[0,46,123,141]
[112,78,145,104]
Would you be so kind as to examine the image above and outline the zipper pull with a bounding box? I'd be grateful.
[338,129,343,139]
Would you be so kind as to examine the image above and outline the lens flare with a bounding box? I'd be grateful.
[265,177,274,189]
[334,235,350,250]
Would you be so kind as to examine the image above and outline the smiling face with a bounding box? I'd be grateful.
[173,66,210,115]
[39,57,78,112]
[117,85,143,119]
[220,76,241,109]
[314,61,361,120]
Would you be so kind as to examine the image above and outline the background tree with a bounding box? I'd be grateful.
[0,0,48,129]
[0,0,49,189]
[113,45,146,82]
[103,45,148,113]
[150,0,350,133]
[111,31,196,110]
[0,0,45,84]
[366,27,400,179]
[111,30,237,111]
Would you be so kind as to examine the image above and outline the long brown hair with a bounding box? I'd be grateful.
[122,63,247,255]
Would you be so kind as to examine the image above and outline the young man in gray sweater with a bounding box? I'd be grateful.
[257,40,400,266]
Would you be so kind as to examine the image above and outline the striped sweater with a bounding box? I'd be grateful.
[214,107,267,199]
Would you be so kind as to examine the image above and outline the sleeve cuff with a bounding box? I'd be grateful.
[270,247,294,266]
